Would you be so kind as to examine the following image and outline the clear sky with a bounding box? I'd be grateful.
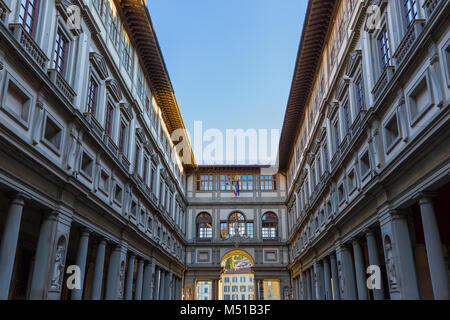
[147,0,307,164]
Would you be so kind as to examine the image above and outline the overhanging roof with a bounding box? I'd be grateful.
[116,0,196,167]
[278,0,337,172]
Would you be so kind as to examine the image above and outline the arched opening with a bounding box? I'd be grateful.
[196,212,212,240]
[218,250,255,300]
[228,212,246,237]
[262,212,278,239]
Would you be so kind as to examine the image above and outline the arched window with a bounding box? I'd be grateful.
[262,212,278,239]
[196,212,212,239]
[228,212,246,236]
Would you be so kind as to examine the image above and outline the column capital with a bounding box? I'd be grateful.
[97,237,107,246]
[10,192,28,205]
[365,230,375,238]
[417,192,437,205]
[80,228,91,236]
[378,207,409,226]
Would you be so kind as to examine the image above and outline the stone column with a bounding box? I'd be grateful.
[124,254,135,300]
[323,257,332,300]
[352,239,368,300]
[29,212,58,300]
[336,244,357,300]
[366,231,385,300]
[134,259,144,300]
[379,209,419,299]
[168,272,173,300]
[105,244,127,300]
[314,260,325,300]
[305,269,311,300]
[142,260,154,300]
[293,277,297,300]
[300,271,306,300]
[71,229,90,300]
[419,196,449,300]
[153,268,160,300]
[211,279,216,300]
[159,270,166,300]
[0,194,25,300]
[91,239,106,300]
[330,253,340,300]
[149,261,156,300]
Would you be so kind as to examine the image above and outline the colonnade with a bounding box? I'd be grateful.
[0,192,183,300]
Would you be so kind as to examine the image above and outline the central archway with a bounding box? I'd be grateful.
[218,250,255,300]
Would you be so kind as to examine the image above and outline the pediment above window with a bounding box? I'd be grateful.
[55,0,82,36]
[336,76,351,101]
[326,100,339,119]
[135,127,145,142]
[106,78,122,102]
[119,101,134,121]
[89,52,109,80]
[346,50,362,77]
[318,127,326,141]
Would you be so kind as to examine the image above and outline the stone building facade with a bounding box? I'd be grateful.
[283,0,450,300]
[0,0,188,300]
[0,0,449,301]
[183,166,291,300]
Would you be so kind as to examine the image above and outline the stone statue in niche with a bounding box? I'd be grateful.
[50,239,66,291]
[118,261,125,297]
[283,287,291,300]
[337,260,345,297]
[186,286,193,300]
[385,237,398,289]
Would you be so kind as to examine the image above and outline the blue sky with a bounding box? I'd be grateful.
[147,0,307,163]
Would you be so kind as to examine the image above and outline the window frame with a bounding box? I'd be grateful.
[261,212,278,239]
[383,111,402,154]
[196,212,213,239]
[18,0,40,38]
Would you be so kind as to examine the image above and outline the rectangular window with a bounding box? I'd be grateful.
[220,222,227,238]
[246,222,254,238]
[240,175,253,191]
[134,144,141,174]
[118,120,127,153]
[378,27,392,71]
[323,143,329,171]
[317,155,322,178]
[260,175,276,190]
[122,32,133,75]
[355,75,365,111]
[143,156,149,183]
[109,11,120,46]
[53,29,69,76]
[360,151,371,178]
[333,119,340,152]
[104,103,114,136]
[403,0,418,28]
[218,174,232,191]
[197,174,214,191]
[19,0,40,36]
[87,77,98,115]
[384,114,400,151]
[343,101,351,134]
[137,67,144,101]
